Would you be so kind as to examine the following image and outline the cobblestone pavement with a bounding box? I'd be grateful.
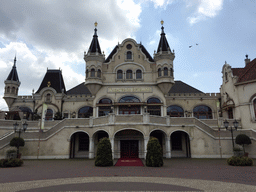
[0,159,255,191]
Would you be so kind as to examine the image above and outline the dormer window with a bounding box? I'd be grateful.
[117,70,123,79]
[164,67,168,76]
[46,93,51,102]
[127,51,132,60]
[136,69,142,79]
[126,70,132,79]
[91,68,95,77]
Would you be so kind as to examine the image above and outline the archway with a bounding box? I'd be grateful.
[115,129,144,158]
[70,132,89,159]
[150,130,167,157]
[93,130,109,159]
[170,131,191,158]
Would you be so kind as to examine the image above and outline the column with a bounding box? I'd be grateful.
[166,136,171,158]
[144,136,149,159]
[89,137,94,159]
[110,137,114,159]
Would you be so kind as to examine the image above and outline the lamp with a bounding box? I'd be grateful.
[13,121,28,158]
[224,119,238,149]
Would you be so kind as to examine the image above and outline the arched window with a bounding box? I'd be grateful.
[158,68,161,77]
[167,105,184,117]
[12,87,15,94]
[19,107,32,120]
[164,67,168,76]
[117,70,123,79]
[7,87,10,93]
[91,68,95,77]
[253,99,256,119]
[86,69,89,78]
[126,70,133,79]
[147,97,161,116]
[170,68,173,77]
[136,69,142,79]
[98,98,112,117]
[225,72,228,81]
[78,106,93,118]
[45,109,53,121]
[127,51,132,60]
[97,69,101,78]
[193,105,212,119]
[46,93,51,102]
[119,96,140,103]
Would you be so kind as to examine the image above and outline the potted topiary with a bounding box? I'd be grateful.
[10,137,25,158]
[235,134,251,157]
[146,137,163,167]
[95,137,113,166]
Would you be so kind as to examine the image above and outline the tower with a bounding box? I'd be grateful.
[154,20,175,95]
[84,22,105,95]
[4,56,21,109]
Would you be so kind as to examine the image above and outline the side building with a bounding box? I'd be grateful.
[1,23,255,159]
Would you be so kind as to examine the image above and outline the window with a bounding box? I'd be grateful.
[79,133,89,151]
[98,98,112,116]
[254,99,256,119]
[147,106,161,116]
[147,97,161,104]
[127,51,132,59]
[193,105,212,119]
[86,69,89,78]
[78,106,93,118]
[171,132,182,150]
[117,70,123,79]
[12,87,15,94]
[170,68,173,77]
[225,72,228,82]
[7,87,10,93]
[227,108,233,119]
[46,93,51,102]
[167,105,184,117]
[45,109,53,121]
[158,68,161,77]
[126,70,133,79]
[136,69,142,79]
[97,69,101,78]
[99,98,112,104]
[119,96,140,103]
[164,67,168,76]
[91,68,95,77]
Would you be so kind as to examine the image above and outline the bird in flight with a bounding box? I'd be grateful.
[189,45,192,48]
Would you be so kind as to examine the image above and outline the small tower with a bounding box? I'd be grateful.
[154,20,175,95]
[4,56,21,109]
[84,22,105,95]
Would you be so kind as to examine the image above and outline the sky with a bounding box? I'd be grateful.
[0,0,256,111]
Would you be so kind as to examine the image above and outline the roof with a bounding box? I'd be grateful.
[169,81,204,93]
[67,83,91,95]
[88,28,101,54]
[36,70,66,94]
[104,44,154,63]
[232,58,256,83]
[6,57,19,82]
[157,26,170,53]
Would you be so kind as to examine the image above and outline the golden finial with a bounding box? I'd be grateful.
[161,20,164,26]
[94,22,98,28]
[47,81,51,87]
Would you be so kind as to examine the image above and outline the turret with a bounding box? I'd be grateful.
[84,22,105,95]
[4,56,21,108]
[154,20,175,95]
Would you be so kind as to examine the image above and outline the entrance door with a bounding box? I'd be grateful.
[121,140,138,158]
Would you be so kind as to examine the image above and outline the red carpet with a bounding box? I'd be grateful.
[115,158,144,166]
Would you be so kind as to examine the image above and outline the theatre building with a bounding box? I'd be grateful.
[0,22,255,159]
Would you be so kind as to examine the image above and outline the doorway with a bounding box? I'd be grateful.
[121,140,139,158]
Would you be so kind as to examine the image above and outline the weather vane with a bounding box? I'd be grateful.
[94,22,98,28]
[161,20,164,26]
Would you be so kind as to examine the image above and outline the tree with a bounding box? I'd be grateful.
[235,134,252,154]
[10,137,25,158]
[95,137,113,166]
[146,137,163,167]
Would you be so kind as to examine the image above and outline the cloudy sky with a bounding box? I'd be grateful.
[0,0,256,110]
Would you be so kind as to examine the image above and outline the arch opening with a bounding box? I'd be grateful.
[70,132,89,159]
[171,131,191,158]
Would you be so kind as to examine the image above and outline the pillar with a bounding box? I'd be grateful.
[89,137,94,159]
[110,137,114,159]
[144,136,149,159]
[166,136,171,158]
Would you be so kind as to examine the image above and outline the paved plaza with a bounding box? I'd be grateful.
[0,158,255,191]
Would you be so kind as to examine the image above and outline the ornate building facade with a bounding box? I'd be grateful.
[0,23,255,159]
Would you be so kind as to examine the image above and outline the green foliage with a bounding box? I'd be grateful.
[95,138,113,167]
[227,156,253,166]
[10,137,25,148]
[54,112,63,120]
[146,137,163,167]
[235,134,252,153]
[0,158,23,168]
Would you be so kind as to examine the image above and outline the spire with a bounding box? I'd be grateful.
[157,20,170,53]
[6,56,19,82]
[88,22,102,54]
